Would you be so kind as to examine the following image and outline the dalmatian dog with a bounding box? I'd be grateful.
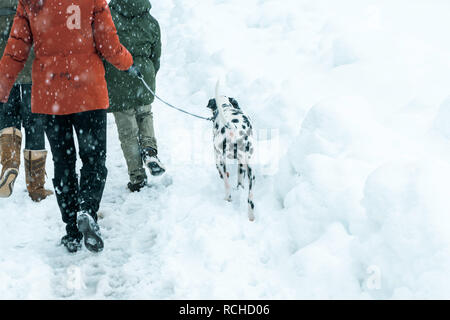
[207,84,255,221]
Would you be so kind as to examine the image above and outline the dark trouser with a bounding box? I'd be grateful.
[0,84,46,150]
[45,110,107,235]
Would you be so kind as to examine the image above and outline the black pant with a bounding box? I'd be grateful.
[0,84,46,150]
[45,110,107,235]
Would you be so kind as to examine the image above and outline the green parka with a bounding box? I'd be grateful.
[0,0,33,84]
[104,0,161,112]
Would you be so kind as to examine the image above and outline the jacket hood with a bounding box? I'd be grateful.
[109,0,151,18]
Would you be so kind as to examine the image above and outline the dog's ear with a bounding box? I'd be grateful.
[228,97,240,109]
[207,99,217,110]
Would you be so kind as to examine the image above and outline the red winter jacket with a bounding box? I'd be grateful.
[0,0,133,115]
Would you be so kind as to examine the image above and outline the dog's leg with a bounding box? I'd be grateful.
[247,163,255,222]
[237,162,245,189]
[216,164,223,179]
[222,162,231,202]
[215,150,224,180]
[216,157,230,201]
[220,140,231,202]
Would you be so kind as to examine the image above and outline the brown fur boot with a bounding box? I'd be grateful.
[0,127,22,198]
[24,149,54,202]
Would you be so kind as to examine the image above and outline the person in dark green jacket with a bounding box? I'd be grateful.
[105,0,165,192]
[0,0,53,201]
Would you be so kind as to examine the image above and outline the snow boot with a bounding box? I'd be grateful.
[142,147,166,176]
[61,227,83,253]
[127,180,146,192]
[77,212,104,253]
[0,127,22,198]
[24,149,54,202]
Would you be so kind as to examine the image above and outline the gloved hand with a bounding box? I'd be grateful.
[126,64,143,78]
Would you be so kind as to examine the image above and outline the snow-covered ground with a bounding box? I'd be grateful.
[1,0,450,299]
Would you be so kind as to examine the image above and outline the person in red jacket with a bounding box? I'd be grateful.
[0,0,137,253]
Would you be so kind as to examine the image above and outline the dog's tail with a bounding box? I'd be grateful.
[215,79,229,126]
[215,79,221,102]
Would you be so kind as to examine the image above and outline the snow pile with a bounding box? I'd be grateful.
[433,97,450,140]
[1,0,450,299]
[358,160,450,298]
[273,0,450,299]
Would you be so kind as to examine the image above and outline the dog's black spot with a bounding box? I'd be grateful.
[221,127,226,134]
[228,97,240,109]
[232,119,240,123]
[243,116,251,127]
[217,169,224,179]
[215,123,219,130]
[207,99,217,110]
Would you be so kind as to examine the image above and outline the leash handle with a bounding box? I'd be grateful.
[138,75,213,122]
